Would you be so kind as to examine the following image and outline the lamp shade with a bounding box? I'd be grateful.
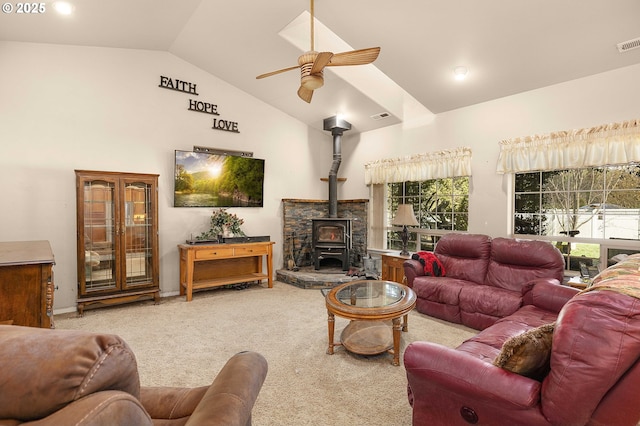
[392,204,419,226]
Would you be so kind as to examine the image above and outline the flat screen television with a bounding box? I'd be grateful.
[174,150,265,207]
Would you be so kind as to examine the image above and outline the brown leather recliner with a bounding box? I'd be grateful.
[0,325,268,425]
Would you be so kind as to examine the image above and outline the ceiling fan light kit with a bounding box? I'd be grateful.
[256,0,380,103]
[299,51,332,90]
[301,71,324,90]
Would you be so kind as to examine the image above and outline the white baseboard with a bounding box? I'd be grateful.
[53,306,78,315]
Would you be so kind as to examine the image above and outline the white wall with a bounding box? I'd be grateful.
[350,63,640,237]
[0,41,334,312]
[2,41,639,312]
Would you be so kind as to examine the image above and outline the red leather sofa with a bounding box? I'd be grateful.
[404,254,640,425]
[403,233,566,330]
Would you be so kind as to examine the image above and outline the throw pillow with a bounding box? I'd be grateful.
[493,322,555,381]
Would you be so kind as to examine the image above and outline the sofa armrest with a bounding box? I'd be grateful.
[140,386,208,420]
[141,352,267,426]
[403,259,424,287]
[404,341,541,408]
[26,391,153,425]
[185,351,268,426]
[521,279,579,313]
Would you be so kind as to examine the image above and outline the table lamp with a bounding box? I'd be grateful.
[392,204,419,256]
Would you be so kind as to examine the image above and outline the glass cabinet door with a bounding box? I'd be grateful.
[77,171,158,298]
[81,179,118,293]
[122,179,155,289]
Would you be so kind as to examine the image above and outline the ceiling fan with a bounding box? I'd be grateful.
[255,0,380,103]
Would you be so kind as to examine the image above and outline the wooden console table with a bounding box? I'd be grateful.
[178,241,274,301]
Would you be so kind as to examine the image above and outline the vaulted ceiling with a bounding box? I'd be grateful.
[2,0,640,133]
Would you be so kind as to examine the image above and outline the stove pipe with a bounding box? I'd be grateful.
[323,116,351,218]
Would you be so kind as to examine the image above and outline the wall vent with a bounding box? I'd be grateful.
[370,112,391,120]
[617,37,640,53]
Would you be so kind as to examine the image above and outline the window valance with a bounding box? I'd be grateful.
[364,147,472,184]
[497,118,640,174]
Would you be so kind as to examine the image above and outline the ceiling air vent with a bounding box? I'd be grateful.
[370,112,391,121]
[617,37,640,53]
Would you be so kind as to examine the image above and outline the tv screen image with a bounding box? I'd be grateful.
[174,150,264,207]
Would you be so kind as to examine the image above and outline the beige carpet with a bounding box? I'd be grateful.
[55,281,477,426]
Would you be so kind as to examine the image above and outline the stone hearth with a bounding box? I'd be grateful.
[276,266,375,289]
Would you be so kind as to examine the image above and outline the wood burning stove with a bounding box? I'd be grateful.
[311,116,354,271]
[312,218,352,270]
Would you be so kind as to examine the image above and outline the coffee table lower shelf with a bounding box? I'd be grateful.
[341,320,394,355]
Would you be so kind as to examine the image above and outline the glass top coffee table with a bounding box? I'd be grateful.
[325,280,416,366]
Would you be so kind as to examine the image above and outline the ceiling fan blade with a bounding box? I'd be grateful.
[310,52,333,74]
[256,65,300,80]
[328,47,381,67]
[297,85,314,103]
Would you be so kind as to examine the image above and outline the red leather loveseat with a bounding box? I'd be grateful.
[403,233,566,330]
[404,254,640,425]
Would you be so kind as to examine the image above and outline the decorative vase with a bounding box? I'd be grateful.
[223,227,234,238]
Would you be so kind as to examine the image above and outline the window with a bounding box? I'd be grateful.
[365,147,472,252]
[499,119,640,274]
[514,164,640,238]
[514,163,640,272]
[386,177,469,252]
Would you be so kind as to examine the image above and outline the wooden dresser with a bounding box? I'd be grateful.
[0,241,55,328]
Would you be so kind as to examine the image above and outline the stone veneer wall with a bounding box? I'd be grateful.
[282,199,368,269]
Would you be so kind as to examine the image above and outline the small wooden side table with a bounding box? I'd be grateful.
[381,252,411,284]
[567,276,589,290]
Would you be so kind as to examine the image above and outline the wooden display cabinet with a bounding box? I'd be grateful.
[381,252,410,284]
[75,170,160,315]
[0,240,55,328]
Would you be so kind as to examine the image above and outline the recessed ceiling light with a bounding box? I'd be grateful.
[454,66,468,81]
[52,1,74,15]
